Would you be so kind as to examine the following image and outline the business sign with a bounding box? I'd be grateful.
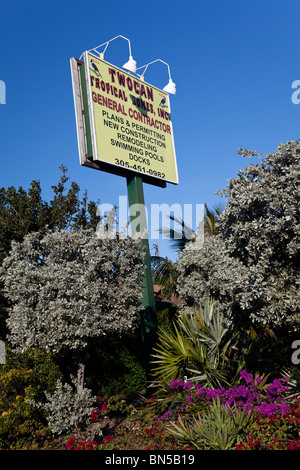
[70,52,178,186]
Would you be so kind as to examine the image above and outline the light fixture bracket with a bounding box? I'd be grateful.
[79,39,176,94]
[81,35,137,74]
[137,59,176,94]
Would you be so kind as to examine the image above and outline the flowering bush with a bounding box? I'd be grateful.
[2,367,299,450]
[65,436,99,450]
[145,370,298,450]
[91,395,137,421]
[62,381,300,451]
[236,397,300,450]
[164,371,291,418]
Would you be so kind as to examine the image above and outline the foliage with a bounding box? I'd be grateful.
[236,397,300,450]
[0,349,61,450]
[92,395,137,421]
[39,377,95,435]
[87,370,294,452]
[64,419,192,451]
[150,203,223,302]
[0,165,98,264]
[65,436,100,450]
[231,322,297,377]
[100,418,194,451]
[167,398,254,450]
[0,165,99,340]
[146,370,296,450]
[0,367,299,450]
[176,140,300,329]
[155,304,179,334]
[177,235,247,319]
[147,370,289,422]
[158,204,223,254]
[280,366,300,398]
[203,203,223,237]
[1,347,62,400]
[0,384,51,450]
[1,141,299,450]
[150,298,238,392]
[49,165,99,232]
[0,228,144,388]
[152,256,180,300]
[159,214,197,253]
[84,332,147,396]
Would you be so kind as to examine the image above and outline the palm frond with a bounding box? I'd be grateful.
[149,298,238,388]
[159,214,196,252]
[167,397,254,450]
[280,366,300,397]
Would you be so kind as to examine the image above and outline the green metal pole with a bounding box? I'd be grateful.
[126,175,157,367]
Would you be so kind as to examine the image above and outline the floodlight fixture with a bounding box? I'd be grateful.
[137,59,176,94]
[86,35,137,74]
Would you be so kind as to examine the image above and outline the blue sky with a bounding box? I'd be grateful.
[1,0,299,260]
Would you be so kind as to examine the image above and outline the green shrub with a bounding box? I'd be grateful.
[84,333,147,396]
[167,398,254,450]
[40,377,95,435]
[0,347,62,449]
[0,376,53,450]
[150,298,238,392]
[2,347,62,399]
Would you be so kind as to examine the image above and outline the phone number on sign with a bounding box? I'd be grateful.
[115,158,166,179]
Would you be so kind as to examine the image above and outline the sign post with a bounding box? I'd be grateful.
[70,49,178,364]
[126,174,157,365]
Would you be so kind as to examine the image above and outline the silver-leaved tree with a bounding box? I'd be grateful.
[177,139,300,330]
[0,228,144,391]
